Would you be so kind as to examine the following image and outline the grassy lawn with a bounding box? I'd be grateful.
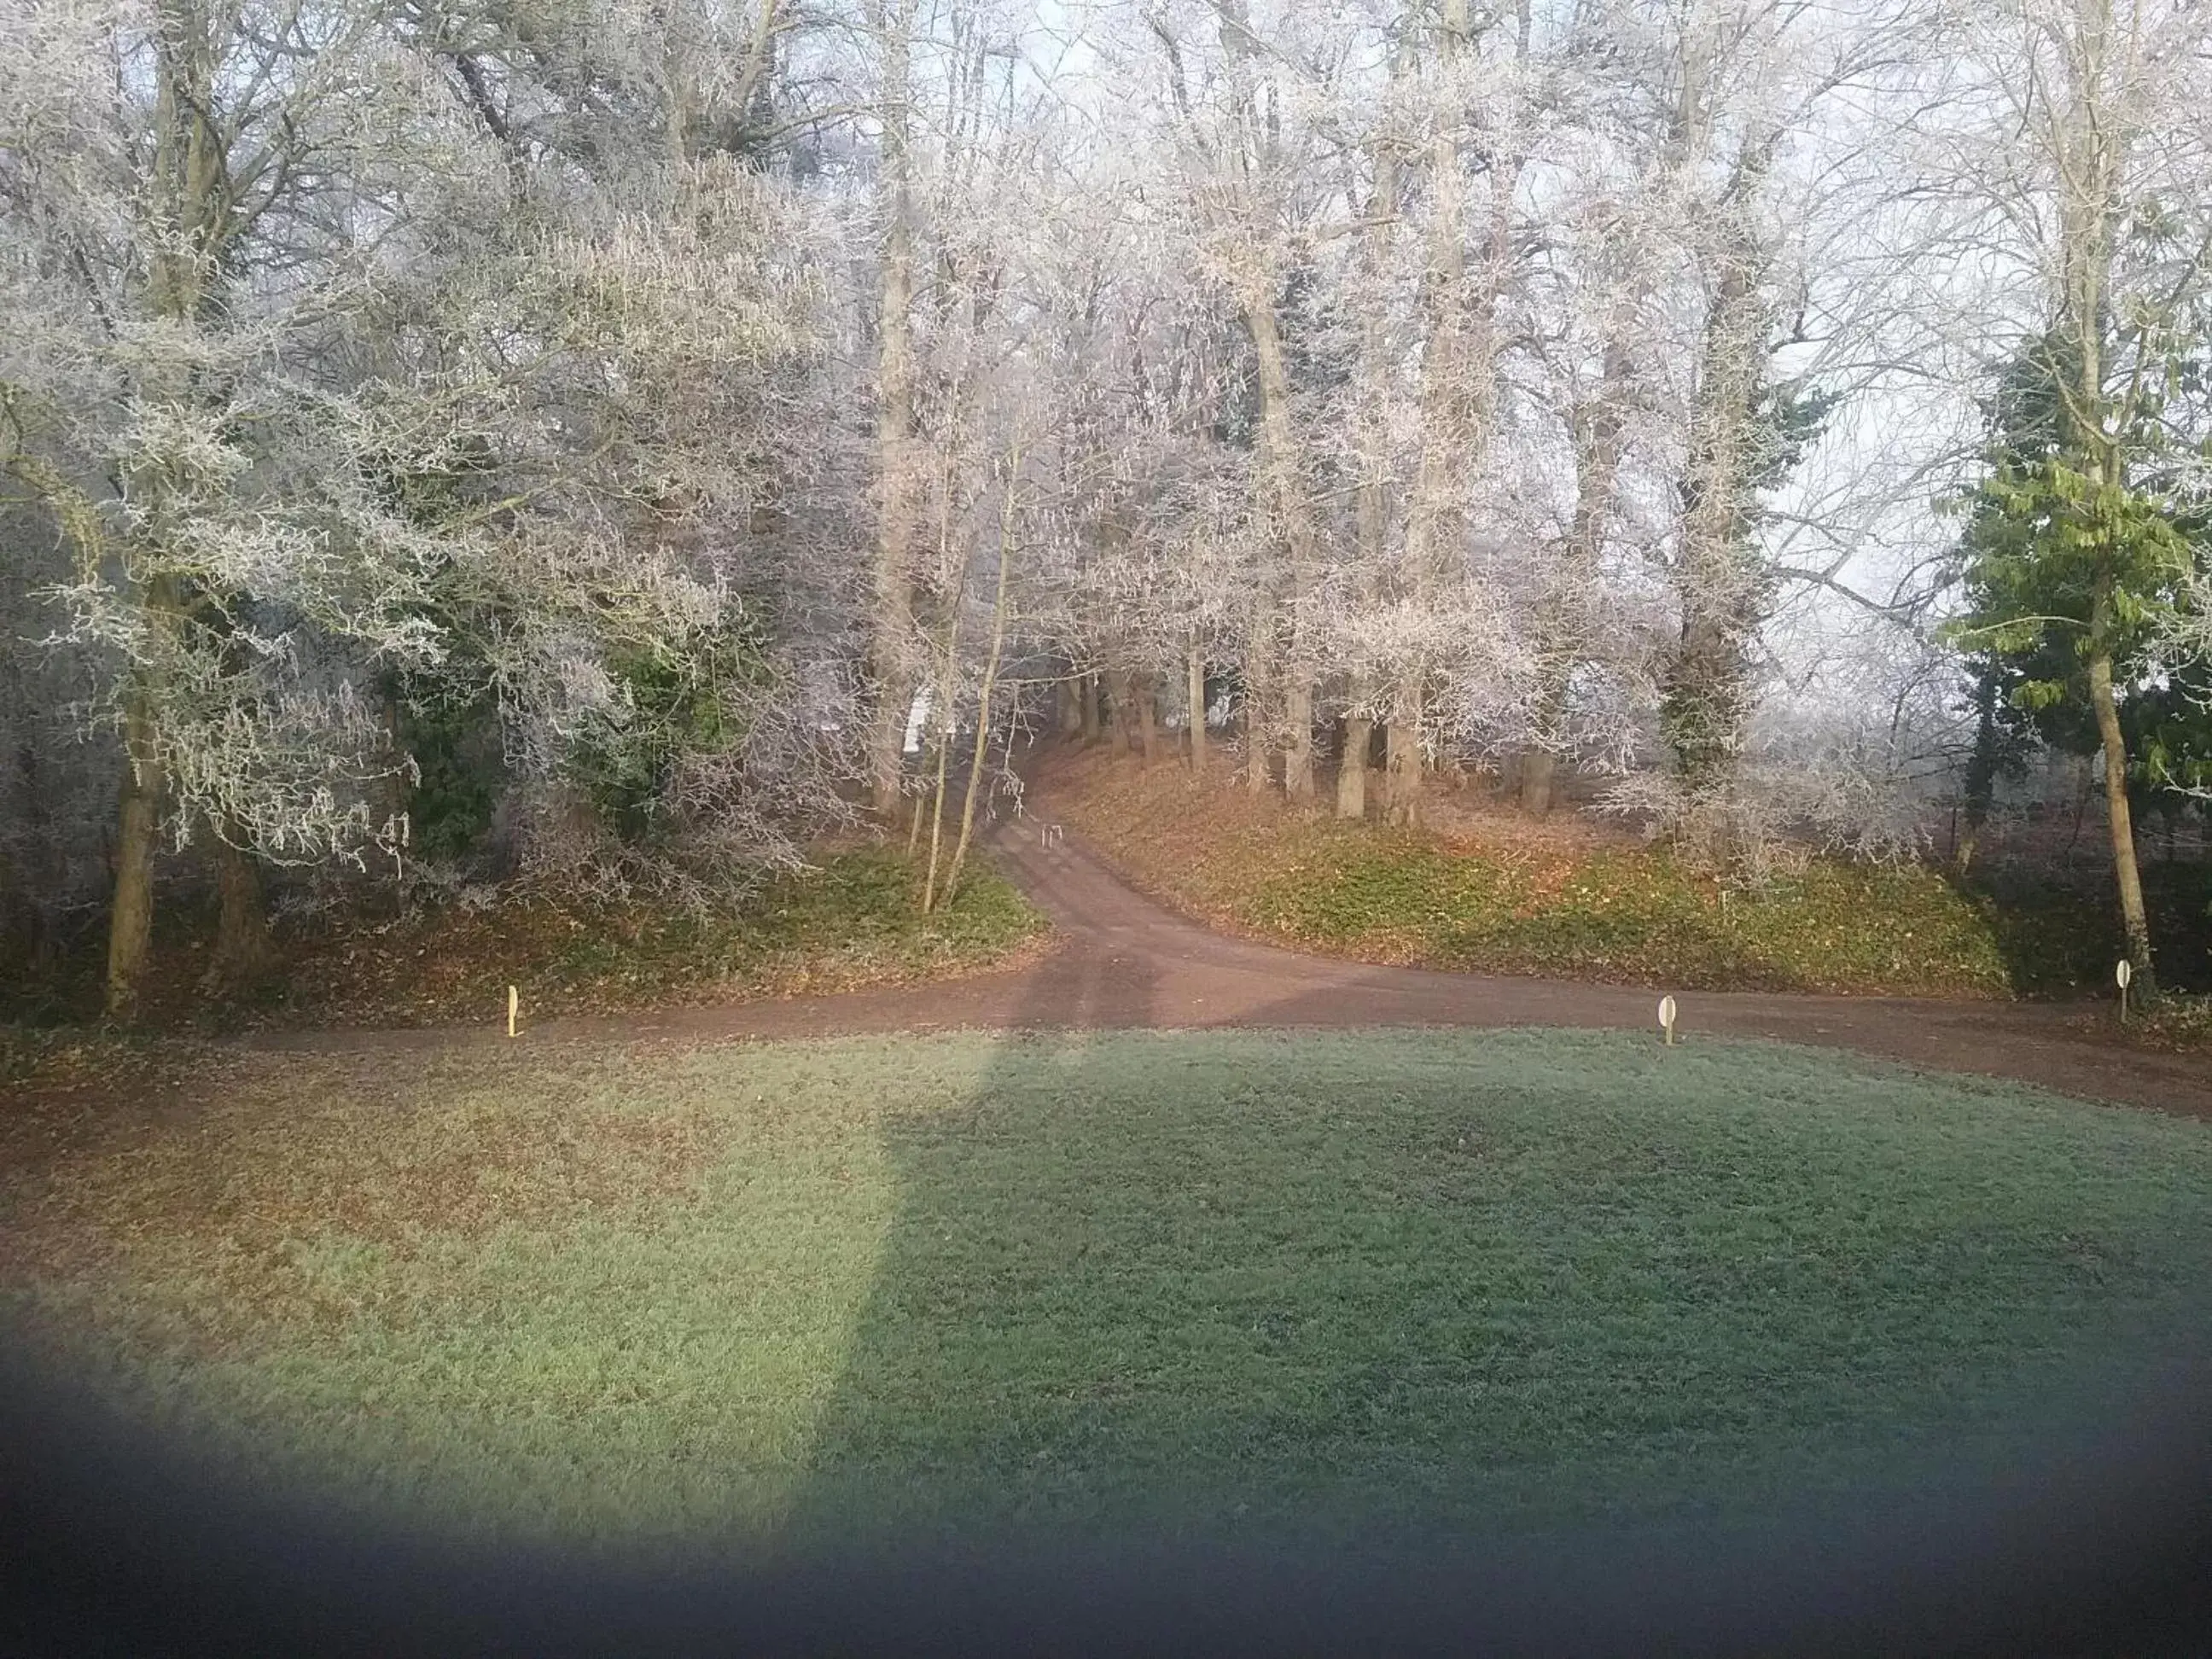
[5,1028,2211,1554]
[1047,754,2212,1007]
[1,847,1048,1030]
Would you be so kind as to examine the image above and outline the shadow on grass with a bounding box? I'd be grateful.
[781,962,2212,1558]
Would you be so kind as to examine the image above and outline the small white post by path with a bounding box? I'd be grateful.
[1658,995,1679,1047]
[2116,959,2133,1025]
[507,985,519,1039]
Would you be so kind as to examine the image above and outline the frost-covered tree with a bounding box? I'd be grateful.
[0,0,480,1010]
[0,0,845,1011]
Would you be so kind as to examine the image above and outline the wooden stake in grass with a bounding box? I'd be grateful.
[508,985,519,1039]
[1658,995,1679,1047]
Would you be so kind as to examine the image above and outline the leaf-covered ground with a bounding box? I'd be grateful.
[2,847,1050,1033]
[2139,992,2212,1051]
[1047,753,2211,1022]
[4,1027,2209,1552]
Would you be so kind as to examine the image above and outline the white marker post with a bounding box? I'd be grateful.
[507,984,519,1039]
[1658,995,1679,1047]
[2116,958,2133,1025]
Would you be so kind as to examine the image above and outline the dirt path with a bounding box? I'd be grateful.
[253,818,2211,1119]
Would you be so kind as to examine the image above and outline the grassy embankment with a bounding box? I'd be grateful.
[4,1027,2209,1549]
[1046,753,2212,1039]
[0,847,1048,1033]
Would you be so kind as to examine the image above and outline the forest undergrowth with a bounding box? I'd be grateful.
[0,849,1048,1037]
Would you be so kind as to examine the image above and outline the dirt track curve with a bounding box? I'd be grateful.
[424,813,2212,1121]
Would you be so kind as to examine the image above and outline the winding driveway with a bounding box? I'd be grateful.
[524,816,2210,1120]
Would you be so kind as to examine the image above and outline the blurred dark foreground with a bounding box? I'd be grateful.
[4,1348,2212,1659]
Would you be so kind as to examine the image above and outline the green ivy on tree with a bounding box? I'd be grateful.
[1947,331,2210,986]
[566,620,775,847]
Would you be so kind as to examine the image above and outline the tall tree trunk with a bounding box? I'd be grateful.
[866,0,918,816]
[1243,591,1275,793]
[1385,698,1422,829]
[917,535,969,908]
[1213,0,1314,799]
[906,753,929,856]
[1107,669,1134,757]
[1243,290,1318,800]
[1137,675,1161,766]
[1661,125,1778,814]
[202,835,273,995]
[1348,78,1398,830]
[1524,334,1632,815]
[1283,683,1313,798]
[1244,666,1271,795]
[2056,20,2150,990]
[940,464,1019,911]
[1078,672,1101,744]
[106,695,162,1022]
[919,713,954,912]
[1057,674,1082,739]
[1187,637,1208,774]
[2089,649,2154,991]
[1393,0,1484,827]
[1955,660,2003,875]
[2087,565,2157,990]
[103,14,233,1020]
[0,845,22,977]
[1520,748,1557,818]
[0,725,44,974]
[1337,704,1371,820]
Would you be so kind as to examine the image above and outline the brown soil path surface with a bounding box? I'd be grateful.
[252,818,2212,1119]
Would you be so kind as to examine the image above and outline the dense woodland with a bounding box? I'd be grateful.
[2,0,2209,1020]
